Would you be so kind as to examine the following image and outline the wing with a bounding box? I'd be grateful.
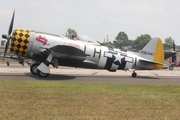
[49,45,86,57]
[30,44,88,69]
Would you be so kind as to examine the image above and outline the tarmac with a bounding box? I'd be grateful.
[0,64,180,84]
[0,64,180,77]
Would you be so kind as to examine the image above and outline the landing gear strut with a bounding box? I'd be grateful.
[132,71,137,78]
[6,61,9,66]
[30,62,50,78]
[30,52,54,78]
[36,53,53,78]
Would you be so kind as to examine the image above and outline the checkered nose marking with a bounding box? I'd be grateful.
[10,29,31,57]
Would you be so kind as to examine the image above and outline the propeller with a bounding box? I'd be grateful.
[172,40,177,63]
[2,10,15,61]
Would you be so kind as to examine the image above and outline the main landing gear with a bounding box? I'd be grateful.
[30,63,39,75]
[30,63,50,78]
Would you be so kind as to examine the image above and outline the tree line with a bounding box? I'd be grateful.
[104,31,180,51]
[67,28,180,51]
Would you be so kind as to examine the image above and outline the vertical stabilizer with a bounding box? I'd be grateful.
[139,38,164,69]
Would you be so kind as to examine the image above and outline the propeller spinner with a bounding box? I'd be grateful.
[2,11,15,60]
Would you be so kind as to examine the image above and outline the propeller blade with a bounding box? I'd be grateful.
[8,11,15,36]
[173,40,176,51]
[172,40,177,62]
[2,10,15,61]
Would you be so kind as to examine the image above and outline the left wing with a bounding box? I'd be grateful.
[49,45,86,57]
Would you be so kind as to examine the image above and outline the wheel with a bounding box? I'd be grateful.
[37,70,49,78]
[30,64,39,75]
[169,65,174,70]
[132,72,137,77]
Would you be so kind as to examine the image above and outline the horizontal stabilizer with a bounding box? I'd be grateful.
[164,50,177,60]
[139,58,164,65]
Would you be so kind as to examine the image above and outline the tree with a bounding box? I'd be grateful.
[67,28,77,39]
[134,34,151,50]
[103,42,117,48]
[113,31,129,49]
[176,45,180,52]
[163,37,174,50]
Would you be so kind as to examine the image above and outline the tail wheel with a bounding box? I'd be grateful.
[37,70,49,78]
[30,64,39,75]
[132,72,137,78]
[169,65,174,70]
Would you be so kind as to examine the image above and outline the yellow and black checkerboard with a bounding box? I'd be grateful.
[10,29,31,57]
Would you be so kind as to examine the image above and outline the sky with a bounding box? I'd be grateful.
[0,0,180,45]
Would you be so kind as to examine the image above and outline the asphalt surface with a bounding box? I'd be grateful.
[0,64,180,84]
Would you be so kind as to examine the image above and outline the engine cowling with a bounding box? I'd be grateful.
[10,29,31,57]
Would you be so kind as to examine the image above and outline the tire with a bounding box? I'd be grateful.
[132,72,137,78]
[169,65,174,70]
[30,64,39,75]
[37,70,49,78]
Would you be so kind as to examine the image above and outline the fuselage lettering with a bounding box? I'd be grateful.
[36,35,48,46]
[93,48,101,58]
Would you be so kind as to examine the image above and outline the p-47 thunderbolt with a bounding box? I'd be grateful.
[2,11,164,78]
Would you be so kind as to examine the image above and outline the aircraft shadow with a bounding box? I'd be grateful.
[76,75,159,79]
[133,76,159,79]
[24,73,76,81]
[23,73,159,81]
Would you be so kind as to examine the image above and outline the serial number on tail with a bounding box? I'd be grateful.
[140,51,155,56]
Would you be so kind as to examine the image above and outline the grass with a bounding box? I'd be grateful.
[0,81,180,120]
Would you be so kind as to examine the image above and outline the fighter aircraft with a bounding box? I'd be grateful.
[2,11,165,78]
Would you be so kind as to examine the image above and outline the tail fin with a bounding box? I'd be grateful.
[139,37,164,69]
